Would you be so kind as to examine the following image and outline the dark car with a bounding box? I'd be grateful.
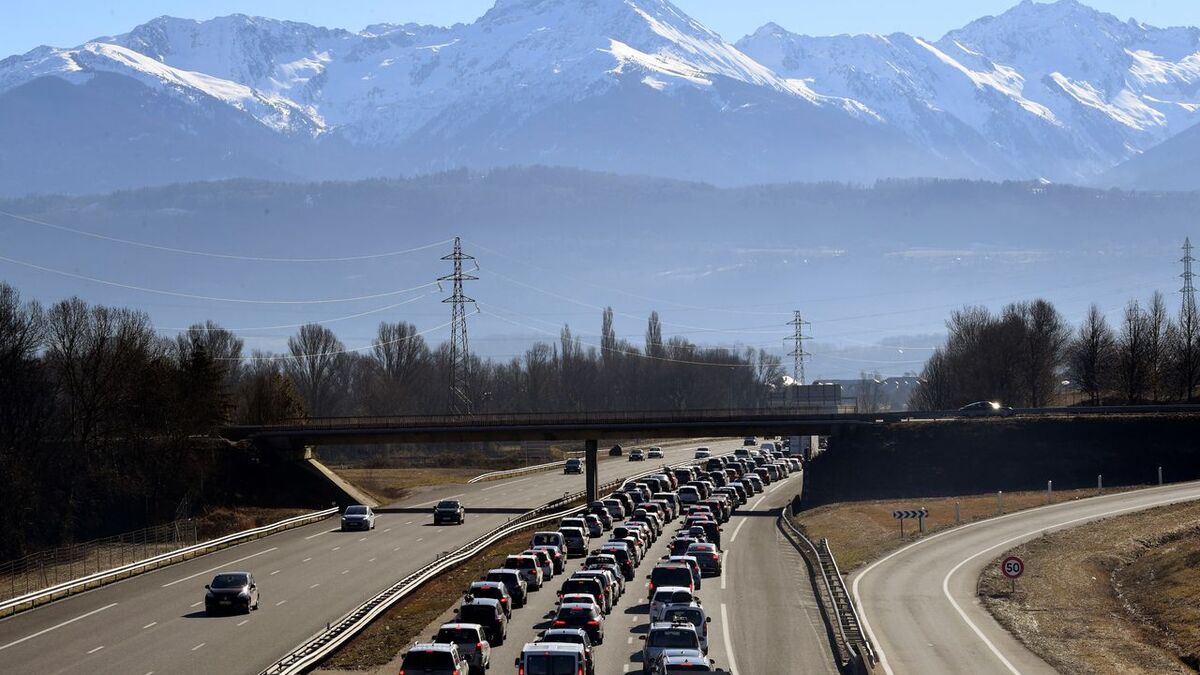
[552,603,604,644]
[204,571,259,615]
[649,563,696,594]
[456,597,508,646]
[629,448,645,462]
[435,499,466,525]
[609,444,623,456]
[565,458,583,474]
[466,581,513,618]
[485,569,529,608]
[558,576,608,613]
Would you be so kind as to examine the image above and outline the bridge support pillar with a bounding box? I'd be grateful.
[585,439,599,504]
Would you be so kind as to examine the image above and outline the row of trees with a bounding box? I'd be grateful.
[0,282,778,557]
[912,292,1200,410]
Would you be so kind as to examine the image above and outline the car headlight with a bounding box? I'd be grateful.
[205,591,214,599]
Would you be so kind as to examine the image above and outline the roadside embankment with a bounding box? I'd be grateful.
[980,501,1200,674]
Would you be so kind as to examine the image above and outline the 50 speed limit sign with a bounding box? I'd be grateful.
[1001,556,1024,579]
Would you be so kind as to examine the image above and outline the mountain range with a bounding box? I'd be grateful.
[3,0,1200,194]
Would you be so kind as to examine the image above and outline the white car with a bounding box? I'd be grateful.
[649,586,695,623]
[647,447,664,459]
[400,642,470,675]
[432,623,492,674]
[692,448,711,459]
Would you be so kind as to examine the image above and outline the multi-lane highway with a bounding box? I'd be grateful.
[0,440,725,675]
[853,479,1200,675]
[405,456,837,675]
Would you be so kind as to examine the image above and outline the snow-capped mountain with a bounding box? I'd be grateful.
[2,0,1200,195]
[737,0,1200,183]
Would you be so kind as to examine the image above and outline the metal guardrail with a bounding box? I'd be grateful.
[822,538,876,666]
[261,459,712,674]
[779,513,854,667]
[467,459,568,483]
[0,508,339,619]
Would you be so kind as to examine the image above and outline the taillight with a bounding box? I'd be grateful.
[554,620,566,626]
[587,620,599,626]
[501,597,508,603]
[712,553,720,560]
[476,641,482,651]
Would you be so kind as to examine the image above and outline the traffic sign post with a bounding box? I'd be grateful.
[1001,555,1024,593]
[893,508,928,539]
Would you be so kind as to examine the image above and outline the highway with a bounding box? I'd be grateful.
[0,440,720,675]
[415,460,838,675]
[853,479,1200,675]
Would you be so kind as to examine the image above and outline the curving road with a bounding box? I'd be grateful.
[0,440,715,675]
[853,480,1200,675]
[449,463,839,675]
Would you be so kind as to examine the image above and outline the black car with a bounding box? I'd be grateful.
[204,571,259,615]
[466,580,514,618]
[552,603,604,644]
[608,444,623,456]
[435,499,466,525]
[457,597,508,646]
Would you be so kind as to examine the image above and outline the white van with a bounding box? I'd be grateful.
[530,531,567,557]
[515,641,586,674]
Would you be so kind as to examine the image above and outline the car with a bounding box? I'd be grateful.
[609,444,624,456]
[558,592,604,617]
[401,642,471,675]
[649,586,696,623]
[583,514,605,537]
[466,581,513,618]
[588,502,614,528]
[531,531,568,558]
[692,449,711,459]
[504,554,545,590]
[647,447,664,459]
[434,499,466,525]
[686,543,722,576]
[598,543,636,580]
[515,642,589,675]
[484,568,529,608]
[677,486,701,505]
[743,437,756,446]
[537,628,596,675]
[432,622,492,674]
[456,597,508,646]
[533,544,567,575]
[560,526,589,557]
[959,400,1015,417]
[663,555,703,590]
[743,475,763,493]
[661,603,712,654]
[204,571,259,615]
[565,458,583,474]
[641,621,705,674]
[574,568,621,606]
[653,650,719,674]
[523,548,556,580]
[559,576,610,614]
[648,562,695,595]
[552,603,604,644]
[583,554,626,594]
[340,504,376,531]
[603,497,629,520]
[758,442,777,455]
[669,536,699,557]
[629,448,646,461]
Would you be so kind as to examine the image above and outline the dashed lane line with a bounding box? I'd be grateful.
[86,646,104,655]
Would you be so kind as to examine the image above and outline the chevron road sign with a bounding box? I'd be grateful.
[893,507,928,537]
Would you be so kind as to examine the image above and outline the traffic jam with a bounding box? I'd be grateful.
[398,439,803,675]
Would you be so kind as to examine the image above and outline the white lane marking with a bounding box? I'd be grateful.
[627,636,633,644]
[275,600,287,606]
[384,528,392,533]
[302,557,312,563]
[331,546,341,551]
[853,483,1200,675]
[189,601,202,608]
[86,645,104,654]
[482,476,534,491]
[436,529,444,533]
[191,643,205,651]
[237,619,249,627]
[161,548,278,587]
[413,493,465,507]
[721,552,730,591]
[404,521,413,525]
[304,529,330,540]
[394,547,401,552]
[369,557,377,563]
[415,538,423,542]
[730,518,748,543]
[310,583,320,589]
[359,537,367,542]
[720,603,739,675]
[270,570,280,576]
[142,622,157,630]
[623,665,630,673]
[341,569,350,575]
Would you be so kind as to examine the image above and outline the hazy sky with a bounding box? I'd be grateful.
[3,1,1199,56]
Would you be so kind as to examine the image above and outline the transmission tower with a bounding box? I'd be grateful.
[439,237,477,415]
[785,310,812,385]
[1182,237,1196,317]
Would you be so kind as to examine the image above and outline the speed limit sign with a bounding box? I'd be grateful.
[1001,556,1024,579]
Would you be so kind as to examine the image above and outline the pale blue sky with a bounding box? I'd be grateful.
[3,1,1200,56]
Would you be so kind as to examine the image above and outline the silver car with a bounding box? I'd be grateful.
[433,622,492,675]
[340,504,375,531]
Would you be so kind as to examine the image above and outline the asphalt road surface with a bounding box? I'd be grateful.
[0,439,723,675]
[466,463,838,675]
[853,479,1200,675]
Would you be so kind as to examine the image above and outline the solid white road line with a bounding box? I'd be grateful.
[302,557,312,563]
[309,583,320,589]
[161,548,278,587]
[237,619,249,627]
[86,645,104,654]
[189,601,202,608]
[729,518,748,543]
[721,552,730,590]
[341,569,350,575]
[1,601,120,651]
[404,521,413,525]
[142,622,157,630]
[331,546,341,551]
[270,570,280,575]
[191,643,205,651]
[275,600,287,606]
[720,603,739,675]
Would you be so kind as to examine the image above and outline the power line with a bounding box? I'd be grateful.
[440,237,478,415]
[0,209,453,263]
[0,252,439,304]
[154,292,436,333]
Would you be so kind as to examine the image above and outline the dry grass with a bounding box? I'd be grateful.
[979,501,1200,674]
[329,467,488,504]
[793,486,1131,572]
[195,506,311,540]
[318,528,533,670]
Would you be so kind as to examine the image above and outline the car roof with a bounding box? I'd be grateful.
[487,568,521,575]
[462,597,501,607]
[410,642,455,652]
[440,622,484,631]
[652,586,692,595]
[650,620,700,631]
[522,642,585,654]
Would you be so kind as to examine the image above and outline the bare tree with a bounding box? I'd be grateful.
[1145,291,1171,401]
[1067,304,1117,404]
[285,324,346,417]
[1117,300,1150,403]
[1017,299,1070,407]
[857,370,884,413]
[645,311,664,360]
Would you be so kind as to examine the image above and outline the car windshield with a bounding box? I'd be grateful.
[344,506,367,515]
[557,608,595,623]
[524,655,579,675]
[533,534,560,545]
[665,608,703,627]
[402,651,454,669]
[436,628,477,643]
[649,629,699,649]
[210,574,248,589]
[436,501,459,509]
[459,605,494,623]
